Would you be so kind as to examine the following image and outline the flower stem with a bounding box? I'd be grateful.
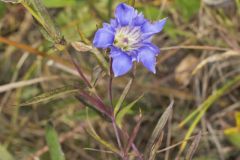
[65,49,92,88]
[111,117,124,157]
[108,58,113,108]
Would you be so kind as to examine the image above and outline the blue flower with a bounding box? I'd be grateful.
[93,3,167,77]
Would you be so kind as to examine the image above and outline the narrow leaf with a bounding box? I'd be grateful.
[45,123,65,160]
[87,130,120,154]
[116,94,144,126]
[114,79,133,116]
[17,86,78,106]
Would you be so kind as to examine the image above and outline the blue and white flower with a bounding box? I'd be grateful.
[93,3,167,77]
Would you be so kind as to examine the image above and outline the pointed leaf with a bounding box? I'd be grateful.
[116,94,144,126]
[17,86,78,107]
[45,123,65,160]
[114,79,133,116]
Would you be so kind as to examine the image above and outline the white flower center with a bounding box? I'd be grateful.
[114,26,142,51]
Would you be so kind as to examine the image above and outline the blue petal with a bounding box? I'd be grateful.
[112,51,133,77]
[142,43,160,55]
[142,18,167,37]
[132,13,147,26]
[137,46,157,73]
[93,28,115,48]
[110,19,118,28]
[115,3,136,26]
[109,46,122,57]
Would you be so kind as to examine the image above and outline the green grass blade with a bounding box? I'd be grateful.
[180,75,240,153]
[45,123,65,160]
[179,105,203,128]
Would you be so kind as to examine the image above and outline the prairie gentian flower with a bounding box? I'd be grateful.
[93,3,167,77]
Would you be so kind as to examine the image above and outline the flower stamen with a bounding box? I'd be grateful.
[114,26,141,51]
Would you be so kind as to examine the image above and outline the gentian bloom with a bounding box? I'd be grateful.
[93,3,167,77]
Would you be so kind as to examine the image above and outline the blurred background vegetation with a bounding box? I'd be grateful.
[1,0,240,159]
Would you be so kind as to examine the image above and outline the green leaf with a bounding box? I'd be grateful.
[87,130,119,154]
[114,79,133,116]
[116,94,144,126]
[17,86,78,106]
[0,145,14,160]
[86,116,120,154]
[45,123,65,160]
[42,0,76,8]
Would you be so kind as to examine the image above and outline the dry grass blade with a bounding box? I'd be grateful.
[0,0,19,3]
[192,50,240,75]
[144,100,174,160]
[185,131,202,160]
[0,76,59,93]
[149,132,164,160]
[71,41,93,52]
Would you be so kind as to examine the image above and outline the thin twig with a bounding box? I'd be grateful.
[161,45,230,51]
